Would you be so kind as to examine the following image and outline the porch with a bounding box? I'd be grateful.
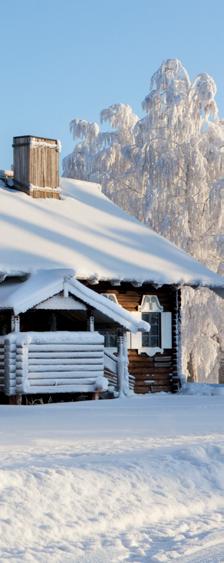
[0,331,132,400]
[0,272,147,402]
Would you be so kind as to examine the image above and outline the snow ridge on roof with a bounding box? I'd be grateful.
[0,177,223,288]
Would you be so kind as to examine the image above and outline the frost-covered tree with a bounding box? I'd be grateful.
[63,59,224,383]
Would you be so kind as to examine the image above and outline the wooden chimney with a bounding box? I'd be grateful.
[13,135,61,199]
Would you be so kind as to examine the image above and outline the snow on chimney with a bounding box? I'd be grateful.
[13,135,61,198]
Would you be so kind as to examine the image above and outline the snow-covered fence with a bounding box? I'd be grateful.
[4,332,105,396]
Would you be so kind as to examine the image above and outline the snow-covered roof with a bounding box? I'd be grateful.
[0,177,223,288]
[0,270,149,333]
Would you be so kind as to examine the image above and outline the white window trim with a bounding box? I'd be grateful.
[139,295,164,356]
[140,295,163,314]
[140,345,163,356]
[130,295,172,356]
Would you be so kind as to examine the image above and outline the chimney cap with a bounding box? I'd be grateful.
[13,134,58,143]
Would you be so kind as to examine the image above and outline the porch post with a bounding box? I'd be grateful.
[11,314,20,333]
[87,308,95,332]
[117,330,130,397]
[10,314,21,404]
[50,312,57,331]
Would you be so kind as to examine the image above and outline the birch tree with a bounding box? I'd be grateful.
[63,59,224,382]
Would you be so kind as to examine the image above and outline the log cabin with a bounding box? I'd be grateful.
[0,135,223,403]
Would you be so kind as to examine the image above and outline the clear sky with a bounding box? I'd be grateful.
[1,0,224,168]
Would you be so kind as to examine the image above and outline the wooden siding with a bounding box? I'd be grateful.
[91,282,181,394]
[13,136,60,198]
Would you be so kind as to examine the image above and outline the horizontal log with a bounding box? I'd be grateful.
[134,382,151,388]
[134,388,150,394]
[153,361,172,366]
[28,351,103,359]
[136,381,172,387]
[28,378,97,386]
[26,364,104,373]
[17,384,95,394]
[150,387,172,393]
[135,381,171,388]
[27,350,103,361]
[15,360,104,369]
[132,373,156,381]
[150,382,173,388]
[130,367,172,375]
[27,358,104,366]
[154,356,172,361]
[131,363,173,370]
[154,358,172,364]
[26,370,104,379]
[129,360,154,369]
[28,344,104,352]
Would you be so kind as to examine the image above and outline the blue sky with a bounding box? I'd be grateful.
[1,0,224,168]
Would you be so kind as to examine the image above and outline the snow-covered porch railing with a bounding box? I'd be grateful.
[4,332,107,397]
[104,348,135,393]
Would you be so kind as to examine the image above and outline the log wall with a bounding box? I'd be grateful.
[4,332,105,396]
[92,282,181,394]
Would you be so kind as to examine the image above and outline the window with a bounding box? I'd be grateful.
[140,295,163,352]
[130,295,172,356]
[100,330,118,348]
[100,294,119,349]
[142,312,161,347]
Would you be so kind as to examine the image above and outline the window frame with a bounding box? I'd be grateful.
[139,295,164,356]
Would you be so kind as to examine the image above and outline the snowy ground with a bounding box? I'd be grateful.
[0,395,224,562]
